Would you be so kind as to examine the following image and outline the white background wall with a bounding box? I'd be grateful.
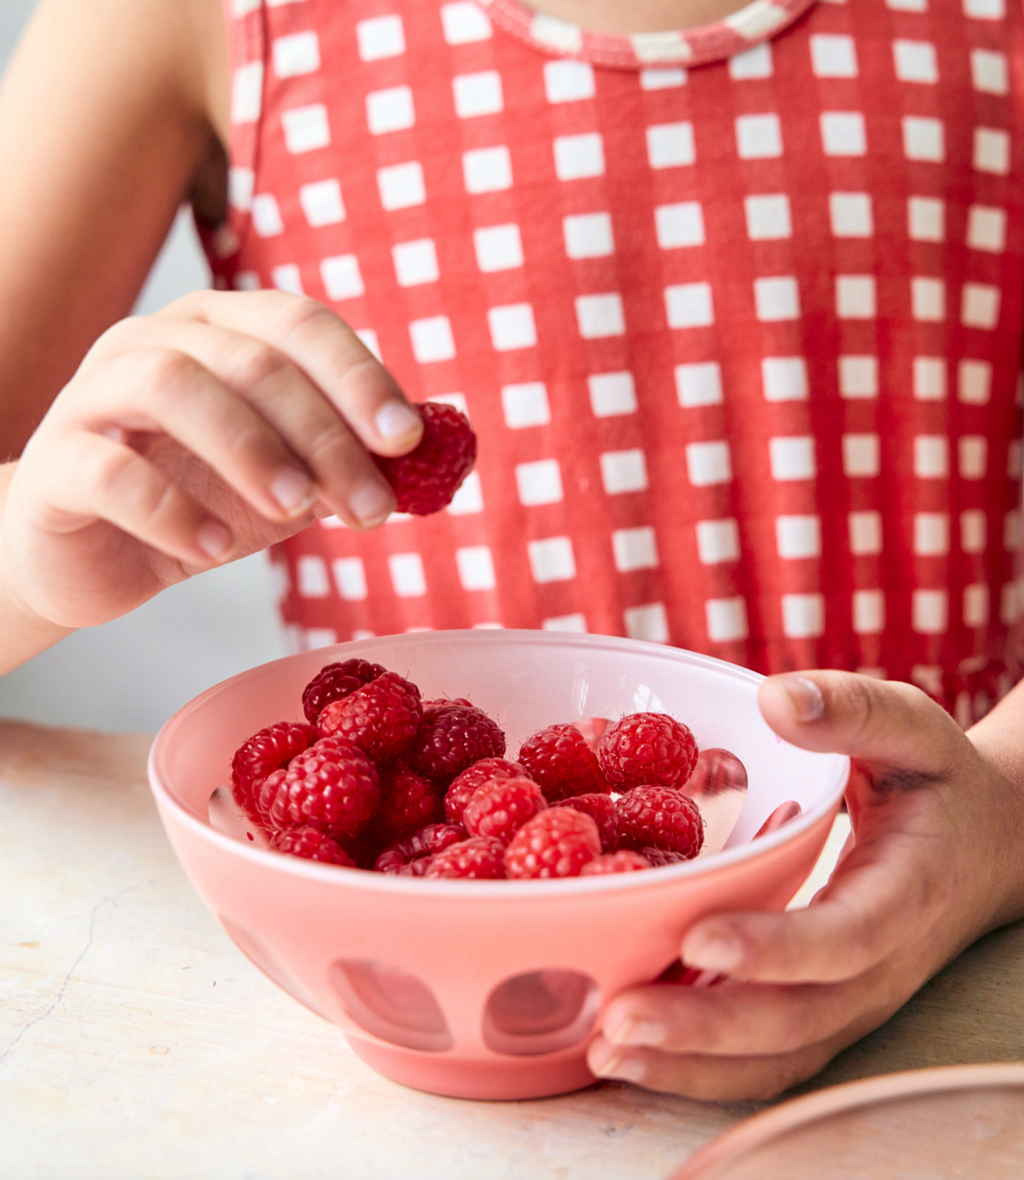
[0,0,288,733]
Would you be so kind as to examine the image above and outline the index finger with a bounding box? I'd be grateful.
[161,289,424,456]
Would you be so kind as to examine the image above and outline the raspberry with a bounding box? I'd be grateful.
[518,723,609,801]
[580,850,653,876]
[316,670,423,764]
[638,845,694,867]
[388,857,432,877]
[258,737,380,840]
[337,829,386,871]
[374,761,443,843]
[269,825,357,867]
[372,401,477,516]
[597,712,699,793]
[375,822,467,873]
[558,792,619,851]
[503,807,602,879]
[422,696,475,714]
[444,757,529,824]
[616,785,705,860]
[462,776,546,844]
[409,702,506,783]
[424,836,507,879]
[301,658,388,725]
[230,720,315,825]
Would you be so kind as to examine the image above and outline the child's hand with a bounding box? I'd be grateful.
[586,671,1024,1100]
[0,289,422,632]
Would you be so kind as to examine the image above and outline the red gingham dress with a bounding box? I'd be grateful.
[201,0,1024,723]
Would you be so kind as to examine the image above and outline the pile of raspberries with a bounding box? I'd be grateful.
[229,658,706,880]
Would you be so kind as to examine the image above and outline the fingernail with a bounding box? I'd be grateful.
[781,676,824,722]
[680,931,743,974]
[605,1015,635,1046]
[588,1043,645,1083]
[607,1016,663,1047]
[197,521,233,560]
[375,401,422,443]
[348,480,394,527]
[271,469,319,515]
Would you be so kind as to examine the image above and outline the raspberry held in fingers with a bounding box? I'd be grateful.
[372,401,477,515]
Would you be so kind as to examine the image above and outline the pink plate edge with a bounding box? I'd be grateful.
[669,1062,1024,1180]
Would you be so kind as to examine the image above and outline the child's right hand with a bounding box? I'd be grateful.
[0,289,423,635]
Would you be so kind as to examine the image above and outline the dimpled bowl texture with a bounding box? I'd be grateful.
[147,630,849,1101]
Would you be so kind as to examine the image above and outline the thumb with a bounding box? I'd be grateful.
[756,670,961,781]
[678,671,967,983]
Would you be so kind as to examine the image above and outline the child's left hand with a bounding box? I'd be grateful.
[586,670,1024,1100]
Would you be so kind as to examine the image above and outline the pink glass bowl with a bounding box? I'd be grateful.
[147,630,849,1101]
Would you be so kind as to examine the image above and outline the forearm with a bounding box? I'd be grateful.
[0,461,73,676]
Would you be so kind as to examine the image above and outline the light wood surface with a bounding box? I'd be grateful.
[2,719,1022,1179]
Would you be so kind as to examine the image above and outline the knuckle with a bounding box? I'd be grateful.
[137,475,181,529]
[337,353,389,397]
[275,293,342,341]
[768,1003,826,1055]
[227,340,294,392]
[164,289,214,321]
[131,347,204,397]
[842,675,933,753]
[827,904,881,977]
[82,439,139,501]
[841,676,883,746]
[91,314,146,354]
[304,418,364,470]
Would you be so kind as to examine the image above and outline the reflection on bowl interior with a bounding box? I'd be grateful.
[688,748,750,854]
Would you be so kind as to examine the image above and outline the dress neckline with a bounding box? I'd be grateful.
[477,0,822,68]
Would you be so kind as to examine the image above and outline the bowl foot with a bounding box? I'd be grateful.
[346,1037,599,1101]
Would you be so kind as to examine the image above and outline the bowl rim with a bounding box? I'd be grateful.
[147,629,850,898]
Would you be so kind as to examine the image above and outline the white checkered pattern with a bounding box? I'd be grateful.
[211,0,1024,718]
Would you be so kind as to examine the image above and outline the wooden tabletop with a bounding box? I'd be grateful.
[2,718,1022,1179]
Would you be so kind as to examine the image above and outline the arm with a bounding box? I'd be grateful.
[0,0,227,455]
[0,0,425,677]
[588,670,1024,1100]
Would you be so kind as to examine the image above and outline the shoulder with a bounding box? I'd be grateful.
[7,0,228,143]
